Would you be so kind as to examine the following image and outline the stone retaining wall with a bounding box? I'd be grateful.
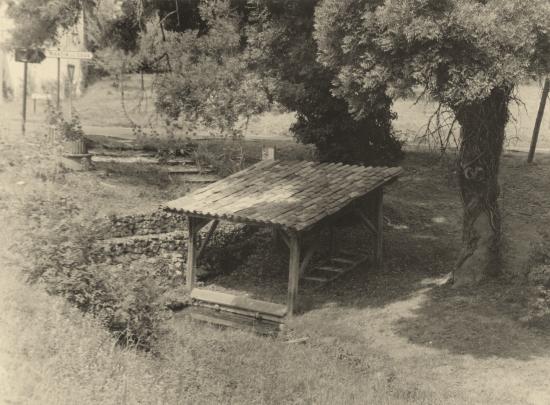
[92,231,188,264]
[90,211,249,279]
[98,210,187,239]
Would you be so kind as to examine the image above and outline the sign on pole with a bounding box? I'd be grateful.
[45,48,93,109]
[15,48,46,64]
[45,49,93,60]
[14,48,46,134]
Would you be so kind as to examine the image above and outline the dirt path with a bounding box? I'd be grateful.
[362,279,550,404]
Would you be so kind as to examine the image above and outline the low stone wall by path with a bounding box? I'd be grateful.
[90,210,252,283]
[98,210,187,239]
[92,231,187,264]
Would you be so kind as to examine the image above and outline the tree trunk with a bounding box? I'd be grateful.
[453,87,512,287]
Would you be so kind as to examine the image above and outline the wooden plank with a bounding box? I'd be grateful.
[301,275,329,282]
[186,217,197,290]
[338,248,369,257]
[189,308,281,335]
[287,233,301,316]
[331,257,357,265]
[193,300,283,323]
[317,265,346,273]
[191,288,287,318]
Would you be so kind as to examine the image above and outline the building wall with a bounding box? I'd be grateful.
[0,4,86,103]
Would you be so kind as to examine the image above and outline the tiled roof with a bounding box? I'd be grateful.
[164,160,402,232]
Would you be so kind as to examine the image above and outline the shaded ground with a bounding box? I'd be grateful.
[189,151,550,404]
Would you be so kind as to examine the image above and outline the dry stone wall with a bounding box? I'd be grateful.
[98,210,187,239]
[90,210,248,278]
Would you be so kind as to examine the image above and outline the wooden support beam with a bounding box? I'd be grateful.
[185,216,211,290]
[194,217,211,232]
[374,188,384,267]
[186,216,198,291]
[528,77,550,163]
[278,228,291,248]
[287,232,301,316]
[197,220,219,260]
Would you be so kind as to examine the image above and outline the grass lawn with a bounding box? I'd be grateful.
[1,122,550,404]
[3,75,548,150]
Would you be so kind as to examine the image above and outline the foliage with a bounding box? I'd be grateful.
[16,193,169,351]
[47,103,86,141]
[314,0,550,285]
[246,0,403,165]
[315,0,550,115]
[192,140,247,177]
[4,0,89,48]
[138,2,269,138]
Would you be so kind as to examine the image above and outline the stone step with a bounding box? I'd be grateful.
[165,166,213,174]
[91,155,198,165]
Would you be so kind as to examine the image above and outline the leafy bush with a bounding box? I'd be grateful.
[133,124,198,156]
[17,194,169,351]
[17,187,263,350]
[192,141,247,177]
[46,103,86,141]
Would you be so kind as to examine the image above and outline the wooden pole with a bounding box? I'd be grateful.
[186,217,197,291]
[287,232,301,316]
[527,78,550,163]
[374,188,384,267]
[21,61,28,135]
[56,57,61,109]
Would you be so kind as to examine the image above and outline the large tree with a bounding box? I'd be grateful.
[315,0,550,285]
[247,0,403,164]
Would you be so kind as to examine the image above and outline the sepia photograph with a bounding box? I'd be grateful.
[0,0,549,403]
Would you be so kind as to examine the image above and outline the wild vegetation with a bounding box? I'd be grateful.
[2,0,550,404]
[3,122,550,403]
[315,0,550,285]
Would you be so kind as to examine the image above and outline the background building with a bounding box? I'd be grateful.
[0,4,86,104]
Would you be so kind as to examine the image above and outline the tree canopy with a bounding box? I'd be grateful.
[315,0,550,114]
[246,0,403,164]
[315,0,550,285]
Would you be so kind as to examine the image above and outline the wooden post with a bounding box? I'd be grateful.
[186,217,197,291]
[56,57,61,109]
[328,224,335,256]
[287,232,301,316]
[21,61,28,135]
[374,188,384,267]
[527,78,550,163]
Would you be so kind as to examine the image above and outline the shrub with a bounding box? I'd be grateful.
[17,194,170,351]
